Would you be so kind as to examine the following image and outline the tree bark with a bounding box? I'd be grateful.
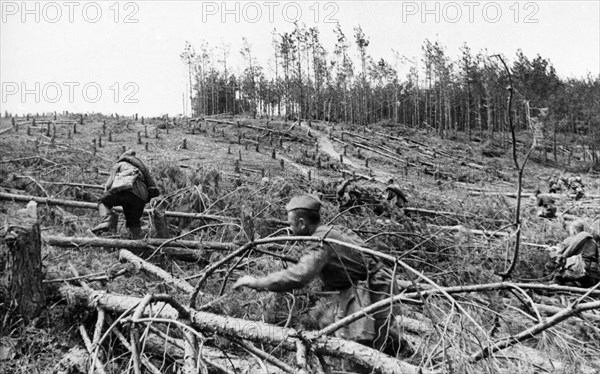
[60,286,430,374]
[2,201,45,325]
[118,249,196,294]
[44,234,236,251]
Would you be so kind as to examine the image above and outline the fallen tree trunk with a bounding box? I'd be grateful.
[405,207,475,218]
[43,235,286,253]
[0,126,13,135]
[0,192,236,222]
[350,141,406,164]
[534,303,600,322]
[44,234,237,251]
[59,286,431,374]
[431,225,511,238]
[205,118,294,138]
[12,176,105,190]
[1,192,288,226]
[119,249,195,294]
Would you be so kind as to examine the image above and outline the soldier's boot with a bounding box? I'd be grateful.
[91,204,118,234]
[127,226,144,240]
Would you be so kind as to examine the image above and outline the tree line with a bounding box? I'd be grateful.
[180,23,599,147]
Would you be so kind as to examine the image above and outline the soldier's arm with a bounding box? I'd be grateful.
[139,161,157,189]
[105,163,119,191]
[555,236,574,258]
[236,246,329,292]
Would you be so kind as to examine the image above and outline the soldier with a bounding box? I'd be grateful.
[91,150,160,238]
[548,175,561,194]
[568,176,585,200]
[335,178,354,202]
[384,178,408,209]
[547,220,600,287]
[336,178,362,213]
[535,189,557,219]
[233,194,407,356]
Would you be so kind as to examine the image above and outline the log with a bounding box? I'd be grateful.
[405,207,475,219]
[12,176,105,190]
[534,303,600,322]
[118,249,196,294]
[43,234,291,264]
[44,234,235,251]
[60,286,430,374]
[374,131,432,151]
[2,201,45,325]
[431,225,511,238]
[43,235,284,253]
[0,192,235,222]
[205,118,294,138]
[350,141,405,164]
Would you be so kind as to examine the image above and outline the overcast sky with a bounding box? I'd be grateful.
[1,0,598,117]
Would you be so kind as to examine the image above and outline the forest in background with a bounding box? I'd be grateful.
[181,23,599,152]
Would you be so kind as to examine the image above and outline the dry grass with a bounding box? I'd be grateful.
[1,114,599,373]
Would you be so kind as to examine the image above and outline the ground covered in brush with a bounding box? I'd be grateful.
[0,113,599,373]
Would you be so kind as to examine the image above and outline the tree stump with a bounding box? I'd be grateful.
[150,209,169,238]
[2,201,44,325]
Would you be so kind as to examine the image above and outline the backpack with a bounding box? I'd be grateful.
[109,161,140,193]
[558,233,599,281]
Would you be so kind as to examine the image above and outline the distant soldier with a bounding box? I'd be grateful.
[336,178,362,212]
[548,175,561,194]
[336,178,354,201]
[559,176,569,192]
[535,189,557,219]
[547,220,600,287]
[384,178,408,209]
[91,150,160,238]
[567,176,585,200]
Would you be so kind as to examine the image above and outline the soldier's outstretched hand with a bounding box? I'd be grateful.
[232,275,258,290]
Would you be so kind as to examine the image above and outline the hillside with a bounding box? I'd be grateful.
[1,112,599,374]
